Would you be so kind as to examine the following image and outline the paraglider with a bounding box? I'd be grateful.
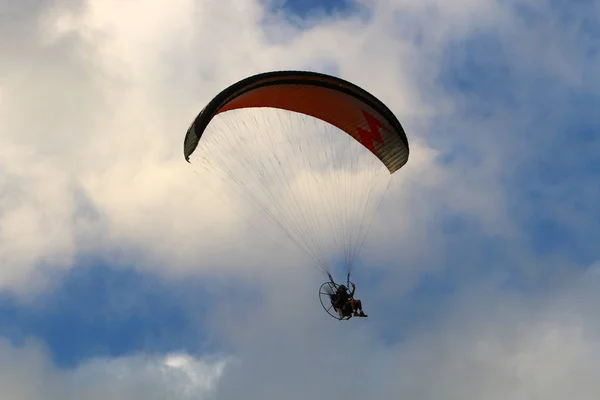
[183,70,409,320]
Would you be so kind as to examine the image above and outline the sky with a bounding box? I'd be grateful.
[1,0,599,398]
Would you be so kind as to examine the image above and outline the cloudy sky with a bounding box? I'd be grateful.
[1,0,599,398]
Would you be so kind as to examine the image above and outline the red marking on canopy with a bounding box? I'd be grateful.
[356,110,385,154]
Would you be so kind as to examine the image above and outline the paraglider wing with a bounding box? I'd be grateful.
[184,70,409,173]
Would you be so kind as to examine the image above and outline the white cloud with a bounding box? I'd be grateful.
[0,337,229,400]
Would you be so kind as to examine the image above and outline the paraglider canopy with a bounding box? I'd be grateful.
[184,70,409,172]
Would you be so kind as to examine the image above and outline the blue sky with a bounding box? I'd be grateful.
[1,0,599,398]
[0,264,206,367]
[276,0,354,17]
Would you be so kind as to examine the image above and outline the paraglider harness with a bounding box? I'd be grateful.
[319,273,355,320]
